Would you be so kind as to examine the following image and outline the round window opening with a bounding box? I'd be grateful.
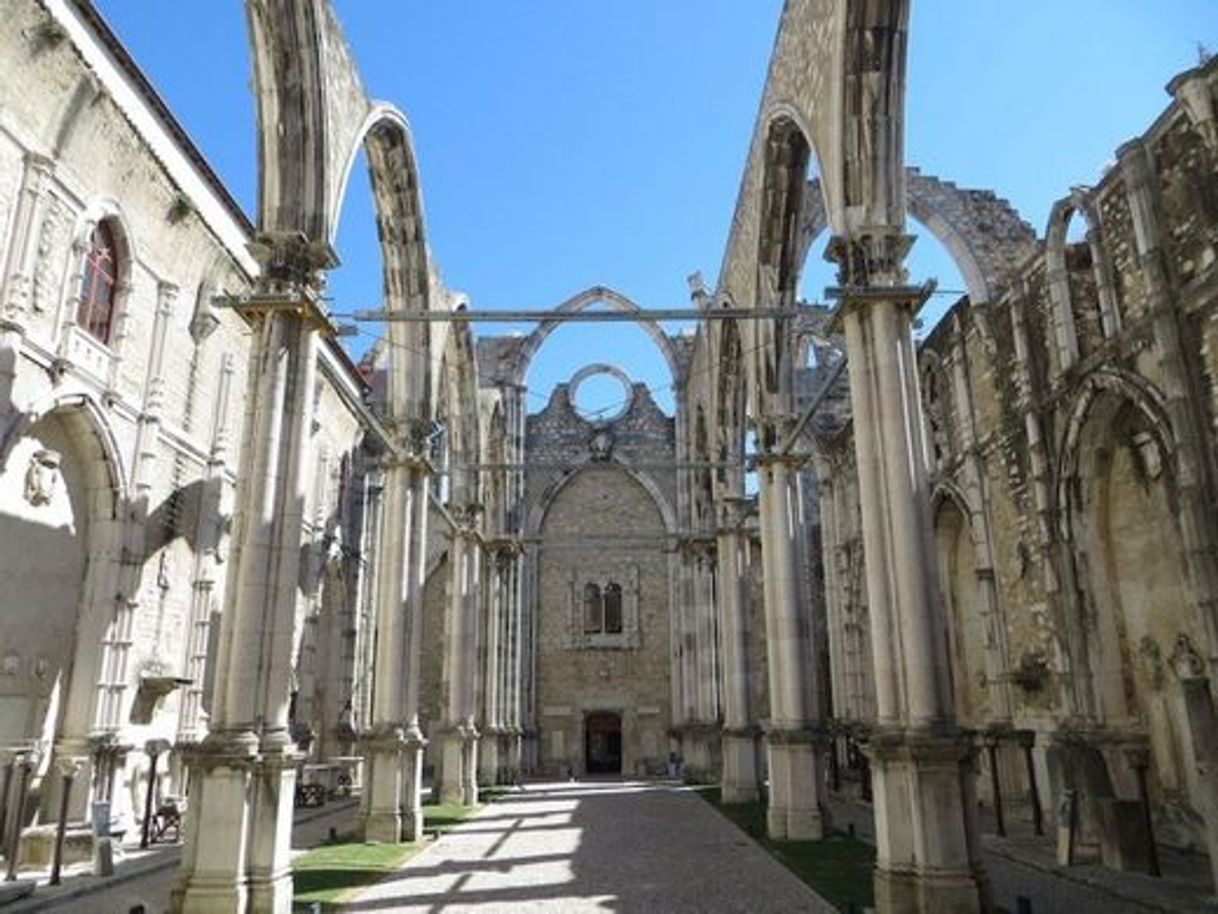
[570,364,633,425]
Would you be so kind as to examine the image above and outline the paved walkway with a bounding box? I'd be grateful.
[345,781,832,913]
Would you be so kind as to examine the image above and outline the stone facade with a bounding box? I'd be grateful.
[0,0,384,857]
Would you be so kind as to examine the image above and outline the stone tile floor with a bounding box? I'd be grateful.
[345,780,834,913]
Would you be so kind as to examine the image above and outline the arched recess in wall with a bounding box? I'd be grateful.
[930,485,988,729]
[0,391,125,770]
[1046,191,1121,373]
[1058,370,1204,806]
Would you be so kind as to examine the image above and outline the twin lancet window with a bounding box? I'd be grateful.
[568,568,640,649]
[583,582,624,635]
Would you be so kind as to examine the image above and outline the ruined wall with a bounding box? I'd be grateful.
[823,57,1218,846]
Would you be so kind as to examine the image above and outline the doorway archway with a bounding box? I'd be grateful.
[584,711,623,776]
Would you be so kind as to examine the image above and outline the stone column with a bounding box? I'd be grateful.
[399,458,430,839]
[717,500,758,803]
[172,242,331,914]
[832,235,984,913]
[360,451,429,843]
[756,451,823,840]
[439,509,481,805]
[506,546,525,777]
[479,548,505,786]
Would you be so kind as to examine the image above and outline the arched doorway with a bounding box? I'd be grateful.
[584,711,622,776]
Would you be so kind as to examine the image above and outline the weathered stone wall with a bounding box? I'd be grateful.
[0,0,381,828]
[524,379,676,777]
[821,57,1218,847]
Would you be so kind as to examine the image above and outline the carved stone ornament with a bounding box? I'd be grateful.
[589,428,614,462]
[1169,633,1206,680]
[24,448,61,506]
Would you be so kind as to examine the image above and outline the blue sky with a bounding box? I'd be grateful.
[94,1,1216,417]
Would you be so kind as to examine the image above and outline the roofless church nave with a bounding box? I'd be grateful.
[0,1,1216,912]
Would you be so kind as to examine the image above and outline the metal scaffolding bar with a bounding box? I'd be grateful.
[348,307,807,324]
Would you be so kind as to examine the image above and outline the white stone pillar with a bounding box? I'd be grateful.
[440,511,481,805]
[834,241,984,912]
[479,548,504,786]
[361,454,419,843]
[756,452,823,840]
[172,265,329,914]
[717,504,758,803]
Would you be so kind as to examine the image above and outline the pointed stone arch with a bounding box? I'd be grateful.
[508,286,680,388]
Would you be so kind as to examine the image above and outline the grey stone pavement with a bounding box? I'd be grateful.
[343,780,833,913]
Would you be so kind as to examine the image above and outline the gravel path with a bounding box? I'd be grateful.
[345,780,833,913]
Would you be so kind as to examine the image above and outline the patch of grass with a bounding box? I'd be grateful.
[694,786,875,912]
[292,801,483,908]
[424,800,481,835]
[294,841,420,908]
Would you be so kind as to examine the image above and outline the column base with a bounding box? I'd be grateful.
[720,731,759,804]
[360,729,405,844]
[478,730,501,787]
[765,729,824,841]
[867,726,985,914]
[439,726,480,806]
[400,733,426,843]
[874,865,984,914]
[461,728,480,806]
[170,734,259,914]
[681,723,720,782]
[246,738,300,914]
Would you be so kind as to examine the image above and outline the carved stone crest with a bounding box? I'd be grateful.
[589,428,614,462]
[24,448,61,506]
[1170,633,1206,680]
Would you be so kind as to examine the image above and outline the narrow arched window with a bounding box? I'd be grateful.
[77,221,119,343]
[583,583,603,634]
[603,583,623,634]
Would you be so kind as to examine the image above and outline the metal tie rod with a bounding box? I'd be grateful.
[349,307,807,323]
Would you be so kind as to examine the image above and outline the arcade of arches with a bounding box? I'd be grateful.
[0,2,1216,912]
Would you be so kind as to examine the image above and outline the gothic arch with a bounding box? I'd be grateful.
[1046,190,1121,372]
[0,388,128,515]
[509,286,680,387]
[1056,368,1190,729]
[797,171,1038,306]
[1056,368,1174,523]
[525,453,677,538]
